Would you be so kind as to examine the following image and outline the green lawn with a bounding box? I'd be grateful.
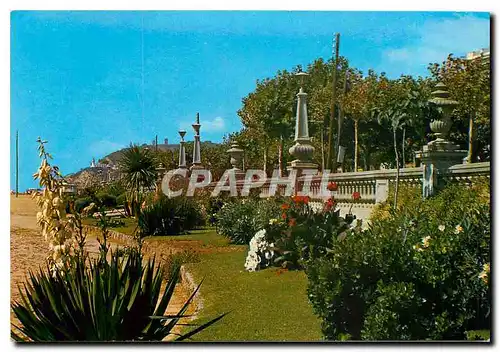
[144,229,231,247]
[182,230,322,342]
[82,218,322,341]
[81,217,138,236]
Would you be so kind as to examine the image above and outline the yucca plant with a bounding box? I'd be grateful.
[11,249,224,342]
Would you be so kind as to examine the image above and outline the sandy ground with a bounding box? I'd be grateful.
[10,195,192,341]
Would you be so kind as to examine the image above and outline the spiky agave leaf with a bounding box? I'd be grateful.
[11,250,224,342]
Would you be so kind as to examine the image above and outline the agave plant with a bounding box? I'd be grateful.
[138,196,203,237]
[11,249,224,342]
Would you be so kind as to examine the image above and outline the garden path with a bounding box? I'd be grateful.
[10,195,190,341]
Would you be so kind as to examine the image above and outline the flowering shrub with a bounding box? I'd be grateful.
[305,183,491,340]
[262,195,351,269]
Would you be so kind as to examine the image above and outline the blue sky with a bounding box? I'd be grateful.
[10,11,490,190]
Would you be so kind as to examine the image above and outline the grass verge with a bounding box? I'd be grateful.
[182,230,322,341]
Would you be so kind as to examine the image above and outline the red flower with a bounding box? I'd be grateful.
[324,197,336,211]
[281,203,290,210]
[281,212,287,220]
[352,191,361,200]
[288,218,297,227]
[327,181,338,192]
[291,195,310,204]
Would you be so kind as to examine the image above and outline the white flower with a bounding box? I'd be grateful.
[255,229,266,239]
[454,225,463,234]
[52,196,62,208]
[245,229,275,272]
[269,218,279,225]
[413,244,423,252]
[421,236,431,248]
[244,250,260,272]
[438,225,445,232]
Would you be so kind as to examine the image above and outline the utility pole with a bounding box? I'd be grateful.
[333,69,349,172]
[15,130,19,197]
[320,126,325,171]
[155,135,158,152]
[326,33,340,171]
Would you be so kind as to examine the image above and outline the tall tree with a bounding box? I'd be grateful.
[428,54,490,162]
[372,75,427,209]
[341,69,378,171]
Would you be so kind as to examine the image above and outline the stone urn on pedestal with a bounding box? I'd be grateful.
[420,81,467,198]
[227,142,245,180]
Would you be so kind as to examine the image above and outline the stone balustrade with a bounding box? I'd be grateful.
[252,162,487,221]
[445,162,490,183]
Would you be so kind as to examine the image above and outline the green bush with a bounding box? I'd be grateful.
[96,192,117,208]
[102,181,126,197]
[116,193,127,206]
[11,249,224,341]
[74,197,92,213]
[138,195,203,237]
[215,198,281,244]
[205,196,226,226]
[305,183,491,340]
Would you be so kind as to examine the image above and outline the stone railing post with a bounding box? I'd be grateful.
[375,179,389,204]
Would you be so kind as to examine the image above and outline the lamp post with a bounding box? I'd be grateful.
[178,130,187,169]
[155,162,166,195]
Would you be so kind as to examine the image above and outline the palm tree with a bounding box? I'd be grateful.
[119,144,158,216]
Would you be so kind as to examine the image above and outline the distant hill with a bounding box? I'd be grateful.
[65,141,220,189]
[98,141,218,166]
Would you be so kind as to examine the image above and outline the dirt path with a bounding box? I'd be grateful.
[10,195,193,341]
